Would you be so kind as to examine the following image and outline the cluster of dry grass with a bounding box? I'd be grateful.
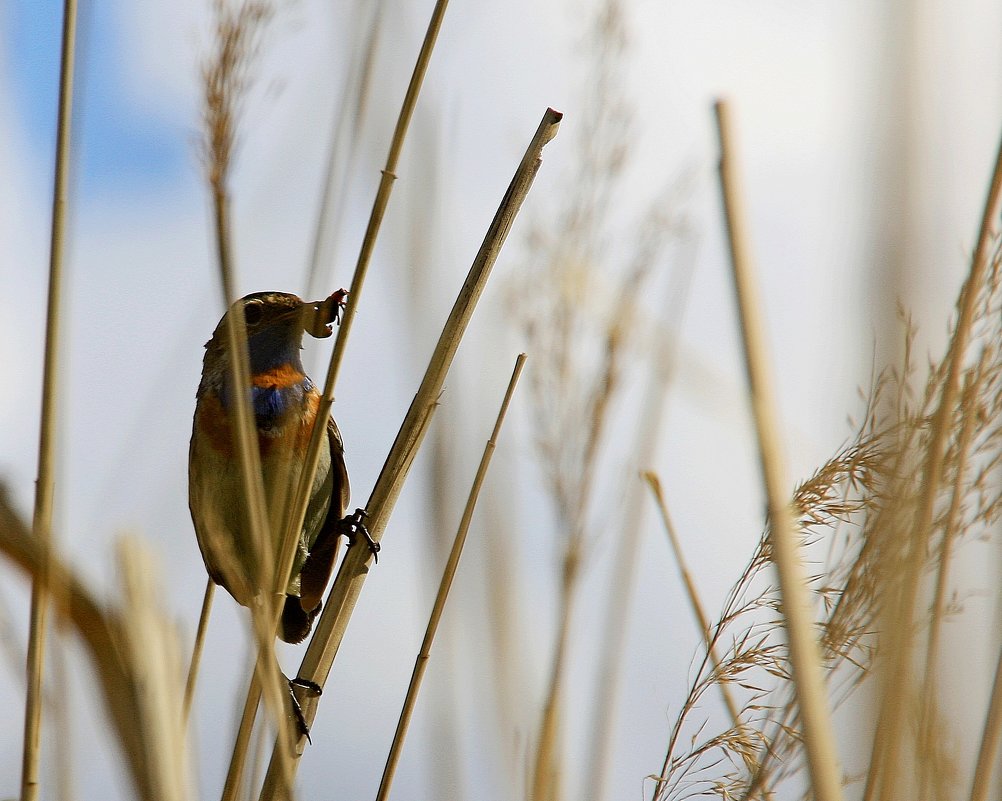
[645,130,1002,801]
[4,1,1002,800]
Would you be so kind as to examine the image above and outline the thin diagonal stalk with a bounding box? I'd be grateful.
[376,354,526,801]
[257,108,562,801]
[183,578,216,726]
[20,1,78,799]
[276,0,452,621]
[644,473,742,727]
[713,99,842,801]
[919,356,986,800]
[867,121,1002,801]
[970,637,1002,801]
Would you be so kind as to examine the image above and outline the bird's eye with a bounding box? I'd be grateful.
[243,300,264,326]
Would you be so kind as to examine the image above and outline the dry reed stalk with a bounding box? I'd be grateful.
[866,123,1002,801]
[20,1,78,799]
[918,355,987,798]
[652,127,1002,801]
[222,4,452,793]
[200,4,302,798]
[970,639,1002,801]
[644,473,743,728]
[277,0,452,593]
[375,354,527,801]
[256,109,562,801]
[713,99,842,801]
[183,578,216,726]
[117,538,190,801]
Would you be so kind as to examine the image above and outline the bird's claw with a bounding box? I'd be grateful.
[287,677,323,743]
[339,508,379,563]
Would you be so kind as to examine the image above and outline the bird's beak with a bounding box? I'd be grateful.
[302,289,349,339]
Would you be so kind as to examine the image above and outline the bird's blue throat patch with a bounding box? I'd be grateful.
[252,379,312,430]
[216,325,314,430]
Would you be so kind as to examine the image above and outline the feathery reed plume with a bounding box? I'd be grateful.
[650,125,1002,801]
[117,538,191,801]
[511,3,692,798]
[20,1,78,799]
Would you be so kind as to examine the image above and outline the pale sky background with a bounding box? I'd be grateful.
[2,1,1002,799]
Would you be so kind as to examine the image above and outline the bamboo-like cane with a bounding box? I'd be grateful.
[20,2,78,799]
[713,99,842,801]
[375,354,526,801]
[256,108,562,801]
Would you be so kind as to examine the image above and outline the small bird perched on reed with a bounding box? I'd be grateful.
[188,290,366,644]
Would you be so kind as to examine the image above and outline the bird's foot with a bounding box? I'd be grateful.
[339,508,379,563]
[287,677,323,743]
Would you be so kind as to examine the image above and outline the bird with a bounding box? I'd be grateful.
[188,290,360,644]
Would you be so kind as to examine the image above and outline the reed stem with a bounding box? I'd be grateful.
[375,354,526,801]
[20,1,78,798]
[714,98,842,801]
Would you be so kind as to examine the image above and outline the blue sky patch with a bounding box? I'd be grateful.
[6,0,189,195]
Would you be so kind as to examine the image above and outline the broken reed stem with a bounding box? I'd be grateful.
[643,472,742,728]
[868,122,1002,800]
[183,578,216,726]
[256,108,562,801]
[20,1,77,799]
[277,0,452,627]
[713,99,842,801]
[375,353,526,801]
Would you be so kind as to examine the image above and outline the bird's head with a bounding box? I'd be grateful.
[202,289,348,375]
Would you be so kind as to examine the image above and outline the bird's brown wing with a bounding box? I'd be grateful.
[280,416,350,643]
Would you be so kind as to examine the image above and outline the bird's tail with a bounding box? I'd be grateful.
[280,595,320,644]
